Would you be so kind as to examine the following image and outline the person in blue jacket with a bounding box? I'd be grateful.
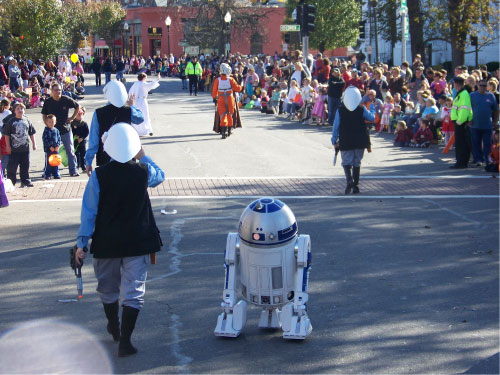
[332,86,375,194]
[75,123,164,357]
[85,80,144,176]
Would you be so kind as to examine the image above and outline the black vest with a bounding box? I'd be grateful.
[95,105,132,166]
[90,161,162,258]
[338,105,371,151]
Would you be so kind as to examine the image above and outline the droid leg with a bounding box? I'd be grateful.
[258,308,281,329]
[282,235,313,340]
[214,233,247,338]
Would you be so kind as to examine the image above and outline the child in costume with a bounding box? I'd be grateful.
[75,123,164,357]
[311,86,328,126]
[380,93,394,133]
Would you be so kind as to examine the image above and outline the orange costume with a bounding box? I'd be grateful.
[212,75,242,130]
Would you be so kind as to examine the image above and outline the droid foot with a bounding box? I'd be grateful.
[214,300,247,338]
[282,303,312,340]
[258,309,281,329]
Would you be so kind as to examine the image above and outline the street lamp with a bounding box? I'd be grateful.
[123,22,129,57]
[224,11,231,57]
[370,0,379,63]
[165,16,171,56]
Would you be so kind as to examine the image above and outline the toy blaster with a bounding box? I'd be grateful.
[69,245,87,299]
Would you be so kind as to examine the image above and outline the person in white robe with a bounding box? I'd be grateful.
[128,72,160,136]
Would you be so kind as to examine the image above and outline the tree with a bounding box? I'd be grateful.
[62,0,93,54]
[407,0,426,65]
[286,0,361,53]
[0,0,67,59]
[89,1,126,57]
[184,0,273,55]
[372,0,399,64]
[309,0,361,53]
[422,0,499,67]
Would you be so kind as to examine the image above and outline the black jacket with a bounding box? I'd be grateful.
[338,105,371,151]
[91,161,162,258]
[328,75,345,99]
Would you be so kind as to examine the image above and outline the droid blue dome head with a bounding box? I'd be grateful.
[238,198,298,246]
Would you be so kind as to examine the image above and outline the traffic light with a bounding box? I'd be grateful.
[471,35,478,46]
[302,4,316,35]
[359,20,366,39]
[284,33,290,44]
[295,5,302,27]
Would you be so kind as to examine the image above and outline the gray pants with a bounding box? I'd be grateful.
[93,255,149,310]
[61,130,77,175]
[341,149,365,167]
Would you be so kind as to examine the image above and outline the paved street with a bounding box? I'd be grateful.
[0,74,498,374]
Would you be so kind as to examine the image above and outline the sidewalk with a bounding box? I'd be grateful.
[7,176,499,201]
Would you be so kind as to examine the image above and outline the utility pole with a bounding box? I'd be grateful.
[370,0,379,62]
[400,5,408,64]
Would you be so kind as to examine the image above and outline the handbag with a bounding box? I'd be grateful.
[59,144,69,167]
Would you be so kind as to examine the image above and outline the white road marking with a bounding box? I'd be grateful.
[423,198,484,229]
[25,175,495,184]
[8,195,499,203]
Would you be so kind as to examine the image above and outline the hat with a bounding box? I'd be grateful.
[342,86,362,111]
[103,80,128,108]
[332,68,340,73]
[102,123,141,163]
[454,75,465,84]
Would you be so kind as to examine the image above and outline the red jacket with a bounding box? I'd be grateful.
[0,65,7,81]
[394,128,413,143]
[413,127,433,143]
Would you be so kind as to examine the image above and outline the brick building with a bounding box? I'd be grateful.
[95,1,348,58]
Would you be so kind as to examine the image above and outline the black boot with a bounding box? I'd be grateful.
[103,301,120,342]
[227,127,232,137]
[221,127,226,139]
[343,165,353,195]
[352,166,360,194]
[118,306,139,357]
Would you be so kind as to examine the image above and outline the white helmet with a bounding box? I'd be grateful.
[342,86,362,111]
[103,80,128,108]
[102,123,141,163]
[220,63,232,76]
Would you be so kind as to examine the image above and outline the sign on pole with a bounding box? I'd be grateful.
[185,46,199,55]
[280,25,300,32]
[366,45,372,54]
[404,16,409,39]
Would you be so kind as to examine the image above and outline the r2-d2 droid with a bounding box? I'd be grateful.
[214,198,312,340]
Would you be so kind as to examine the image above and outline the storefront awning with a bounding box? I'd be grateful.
[95,40,109,48]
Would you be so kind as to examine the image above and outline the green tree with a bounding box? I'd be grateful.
[286,0,362,53]
[372,0,399,63]
[89,0,126,57]
[0,0,67,59]
[62,0,93,54]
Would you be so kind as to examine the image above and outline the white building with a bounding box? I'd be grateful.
[360,2,499,67]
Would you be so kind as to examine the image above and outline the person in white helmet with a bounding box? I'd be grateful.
[331,85,375,194]
[75,123,164,357]
[84,80,144,176]
[212,63,242,139]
